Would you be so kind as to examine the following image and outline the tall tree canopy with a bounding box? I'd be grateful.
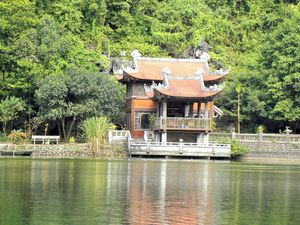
[0,0,299,135]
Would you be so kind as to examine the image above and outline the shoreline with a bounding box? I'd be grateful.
[1,142,300,164]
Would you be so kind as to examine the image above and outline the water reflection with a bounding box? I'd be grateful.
[127,160,214,225]
[1,159,300,225]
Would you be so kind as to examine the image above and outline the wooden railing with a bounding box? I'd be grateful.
[153,117,211,130]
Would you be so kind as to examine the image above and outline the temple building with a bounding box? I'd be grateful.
[115,50,229,144]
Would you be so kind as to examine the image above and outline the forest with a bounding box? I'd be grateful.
[0,0,299,139]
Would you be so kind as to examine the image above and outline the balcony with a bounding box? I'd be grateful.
[153,117,211,131]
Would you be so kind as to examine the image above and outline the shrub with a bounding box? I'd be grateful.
[81,117,116,155]
[230,139,249,158]
[7,130,27,145]
[0,132,8,142]
[221,139,249,158]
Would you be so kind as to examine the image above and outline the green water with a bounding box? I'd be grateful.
[1,158,300,225]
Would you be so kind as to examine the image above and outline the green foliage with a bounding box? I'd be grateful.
[220,138,249,158]
[7,129,27,145]
[0,0,299,134]
[230,139,249,158]
[0,97,25,134]
[81,116,116,155]
[221,139,249,158]
[261,4,300,124]
[0,132,8,142]
[35,67,124,140]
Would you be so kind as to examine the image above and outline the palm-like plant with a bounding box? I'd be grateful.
[7,130,27,145]
[81,117,116,155]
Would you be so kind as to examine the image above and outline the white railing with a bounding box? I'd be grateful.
[153,117,211,130]
[210,132,300,143]
[130,141,231,157]
[108,130,132,144]
[132,141,230,148]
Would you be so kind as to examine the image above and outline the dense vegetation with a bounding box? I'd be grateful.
[0,0,299,139]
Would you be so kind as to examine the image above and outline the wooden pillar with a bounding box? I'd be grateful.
[156,101,160,117]
[204,102,209,119]
[184,104,189,117]
[197,102,201,118]
[197,101,202,144]
[163,101,167,116]
[189,102,194,117]
[162,100,167,144]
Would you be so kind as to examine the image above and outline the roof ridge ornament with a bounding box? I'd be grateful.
[162,67,171,75]
[198,71,225,92]
[144,68,170,93]
[131,49,142,58]
[195,69,205,76]
[210,67,231,75]
[130,49,141,71]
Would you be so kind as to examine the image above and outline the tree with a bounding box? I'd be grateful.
[0,96,25,134]
[261,4,300,131]
[35,67,124,140]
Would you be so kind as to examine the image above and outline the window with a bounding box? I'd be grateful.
[141,114,150,129]
[134,112,153,130]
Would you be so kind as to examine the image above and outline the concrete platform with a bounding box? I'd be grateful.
[129,141,231,158]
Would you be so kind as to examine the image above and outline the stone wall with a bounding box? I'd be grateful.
[0,143,128,158]
[240,141,300,159]
[210,132,300,159]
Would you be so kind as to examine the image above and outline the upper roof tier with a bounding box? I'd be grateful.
[125,59,208,80]
[116,50,229,83]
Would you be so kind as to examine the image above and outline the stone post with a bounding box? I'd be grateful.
[258,132,263,142]
[231,131,236,139]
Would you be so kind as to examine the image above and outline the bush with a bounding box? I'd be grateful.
[81,117,116,155]
[230,139,249,158]
[7,130,27,145]
[221,139,249,158]
[0,132,8,142]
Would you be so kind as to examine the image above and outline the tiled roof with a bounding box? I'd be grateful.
[124,59,208,81]
[203,74,226,82]
[154,79,219,99]
[115,50,228,99]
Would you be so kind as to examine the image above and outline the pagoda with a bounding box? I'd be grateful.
[115,49,229,144]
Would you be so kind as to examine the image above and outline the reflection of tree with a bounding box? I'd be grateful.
[0,159,32,225]
[218,164,300,225]
[2,160,300,225]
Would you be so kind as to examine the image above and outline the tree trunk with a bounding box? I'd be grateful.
[61,118,66,140]
[294,120,299,133]
[2,122,7,135]
[58,120,62,138]
[66,117,76,141]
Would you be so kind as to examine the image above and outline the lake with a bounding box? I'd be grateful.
[1,158,300,225]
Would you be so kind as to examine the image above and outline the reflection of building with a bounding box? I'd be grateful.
[116,50,228,143]
[126,161,213,224]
